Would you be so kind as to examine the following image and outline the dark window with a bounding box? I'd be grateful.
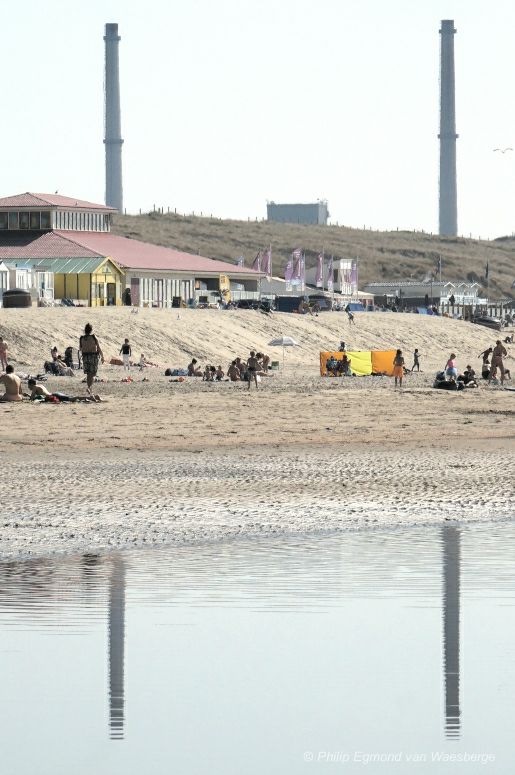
[8,212,19,229]
[40,212,51,229]
[30,212,40,229]
[19,212,30,229]
[0,213,7,230]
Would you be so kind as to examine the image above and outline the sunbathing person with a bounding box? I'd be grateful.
[337,354,351,376]
[27,379,102,402]
[0,365,22,401]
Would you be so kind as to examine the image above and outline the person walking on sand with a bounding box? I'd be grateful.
[0,365,22,401]
[488,340,508,386]
[393,349,405,388]
[345,305,355,325]
[79,323,104,393]
[120,338,132,371]
[411,348,421,372]
[247,351,259,391]
[0,337,8,371]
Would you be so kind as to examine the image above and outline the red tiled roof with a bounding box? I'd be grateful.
[0,229,260,275]
[0,231,101,260]
[0,193,116,211]
[55,231,260,274]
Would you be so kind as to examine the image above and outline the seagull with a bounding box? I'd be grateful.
[493,147,513,153]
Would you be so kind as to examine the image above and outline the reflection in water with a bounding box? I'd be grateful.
[108,557,126,740]
[442,525,461,739]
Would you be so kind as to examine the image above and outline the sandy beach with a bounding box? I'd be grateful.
[0,307,513,558]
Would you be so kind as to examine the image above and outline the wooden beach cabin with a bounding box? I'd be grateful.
[53,256,124,306]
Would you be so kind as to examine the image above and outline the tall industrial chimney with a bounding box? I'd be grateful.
[104,23,124,212]
[439,20,458,237]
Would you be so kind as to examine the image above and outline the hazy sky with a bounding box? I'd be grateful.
[3,0,515,238]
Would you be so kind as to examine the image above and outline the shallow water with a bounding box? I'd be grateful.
[1,522,514,774]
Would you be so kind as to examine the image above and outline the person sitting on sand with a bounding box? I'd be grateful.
[235,357,247,380]
[393,349,405,387]
[215,365,224,381]
[51,346,60,362]
[338,354,351,376]
[445,354,458,379]
[26,379,102,403]
[458,366,478,388]
[0,337,8,371]
[187,358,202,377]
[0,364,22,401]
[227,361,240,381]
[79,323,104,393]
[202,364,212,382]
[326,356,339,376]
[55,358,75,377]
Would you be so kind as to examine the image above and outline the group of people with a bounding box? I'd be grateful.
[478,342,511,385]
[187,351,271,390]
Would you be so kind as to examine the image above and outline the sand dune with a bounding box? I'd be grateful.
[1,306,511,373]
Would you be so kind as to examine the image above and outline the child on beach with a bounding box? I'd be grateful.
[215,365,224,381]
[139,354,147,371]
[393,349,405,387]
[247,351,259,390]
[120,339,132,370]
[446,354,458,379]
[411,349,421,372]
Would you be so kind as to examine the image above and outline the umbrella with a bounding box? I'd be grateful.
[268,335,299,367]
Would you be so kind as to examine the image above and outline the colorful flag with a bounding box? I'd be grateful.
[316,253,324,288]
[291,248,302,286]
[236,256,244,267]
[284,255,294,290]
[261,246,272,279]
[327,256,334,292]
[252,252,261,272]
[351,259,358,293]
[300,252,306,292]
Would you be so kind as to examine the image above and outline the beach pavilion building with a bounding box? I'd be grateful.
[0,193,263,307]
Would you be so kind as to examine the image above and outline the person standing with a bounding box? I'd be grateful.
[0,337,8,371]
[393,349,405,388]
[445,354,458,380]
[120,338,132,371]
[411,349,421,372]
[488,340,508,386]
[79,323,104,393]
[247,351,259,391]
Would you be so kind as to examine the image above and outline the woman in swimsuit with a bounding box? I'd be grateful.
[79,323,104,392]
[393,349,405,388]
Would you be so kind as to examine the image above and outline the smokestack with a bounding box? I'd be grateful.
[104,23,124,212]
[439,20,458,237]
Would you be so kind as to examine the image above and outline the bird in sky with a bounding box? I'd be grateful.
[493,147,513,153]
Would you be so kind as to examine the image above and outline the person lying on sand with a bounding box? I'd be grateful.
[0,365,22,401]
[27,379,103,402]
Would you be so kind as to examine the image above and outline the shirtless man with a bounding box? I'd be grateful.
[0,337,8,370]
[27,379,101,402]
[0,365,22,401]
[488,340,508,386]
[247,351,259,391]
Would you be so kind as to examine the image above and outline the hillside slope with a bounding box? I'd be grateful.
[112,212,515,299]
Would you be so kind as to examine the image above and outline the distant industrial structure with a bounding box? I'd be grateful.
[104,23,124,213]
[267,201,329,226]
[439,20,458,237]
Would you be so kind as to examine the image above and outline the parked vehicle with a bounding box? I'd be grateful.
[472,315,502,331]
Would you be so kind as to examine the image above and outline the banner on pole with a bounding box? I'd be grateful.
[316,253,324,288]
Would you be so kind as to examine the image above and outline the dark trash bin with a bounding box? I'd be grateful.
[3,289,32,308]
